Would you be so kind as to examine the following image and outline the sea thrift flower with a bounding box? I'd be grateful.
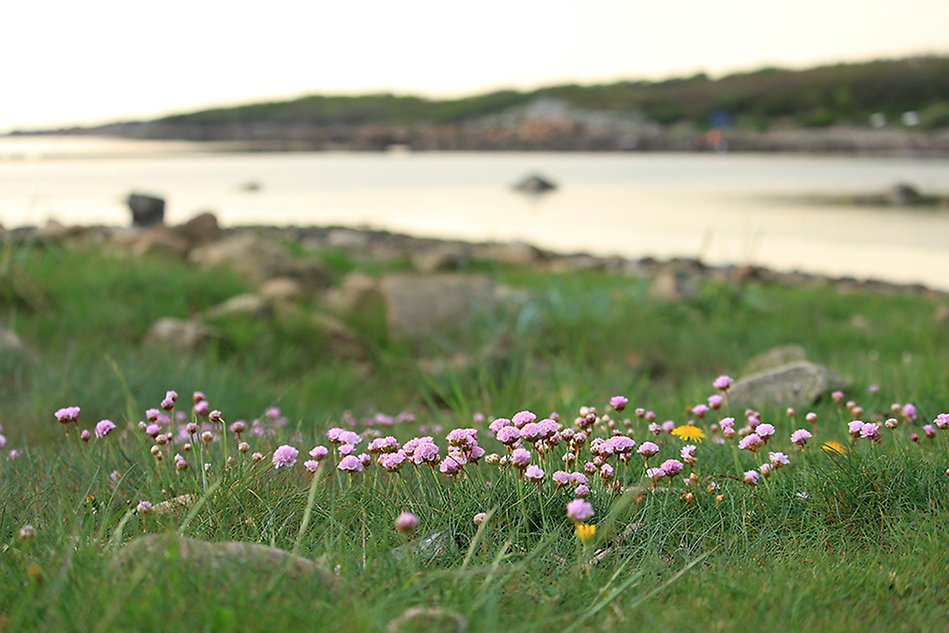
[743,470,760,486]
[379,451,408,472]
[832,390,844,404]
[145,424,160,437]
[769,452,790,468]
[496,426,521,445]
[805,412,818,425]
[395,511,418,534]
[19,524,36,541]
[95,419,116,438]
[707,394,723,410]
[790,429,812,447]
[648,422,662,436]
[574,484,590,498]
[338,444,355,456]
[489,418,512,434]
[923,424,936,439]
[660,459,683,477]
[229,421,246,435]
[662,420,676,433]
[911,433,920,443]
[512,410,536,427]
[338,455,364,472]
[848,420,864,438]
[755,423,775,442]
[412,442,440,465]
[145,408,160,422]
[251,452,263,463]
[680,444,697,465]
[238,441,250,453]
[192,391,205,404]
[309,445,329,460]
[738,433,763,453]
[599,463,614,481]
[193,401,209,417]
[860,423,881,441]
[691,404,709,419]
[525,465,545,482]
[272,445,299,468]
[637,441,659,458]
[473,512,487,526]
[209,410,223,424]
[610,396,628,412]
[646,468,665,483]
[759,463,772,478]
[935,413,949,430]
[566,499,594,523]
[901,403,918,421]
[868,383,880,395]
[136,500,153,515]
[720,417,736,438]
[884,418,898,429]
[304,460,320,473]
[510,448,531,469]
[54,406,80,425]
[80,429,91,442]
[439,455,464,476]
[713,375,733,391]
[200,431,214,444]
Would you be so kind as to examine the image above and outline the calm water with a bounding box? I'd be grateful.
[2,136,948,290]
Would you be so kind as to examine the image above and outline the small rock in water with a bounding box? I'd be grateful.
[126,193,165,227]
[513,173,557,194]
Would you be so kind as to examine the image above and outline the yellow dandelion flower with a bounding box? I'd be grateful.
[822,440,846,455]
[574,523,597,545]
[670,425,706,443]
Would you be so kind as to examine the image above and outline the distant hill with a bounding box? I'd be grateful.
[15,56,949,153]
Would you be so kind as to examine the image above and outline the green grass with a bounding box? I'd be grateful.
[1,242,947,632]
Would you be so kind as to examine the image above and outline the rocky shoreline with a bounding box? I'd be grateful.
[5,215,945,301]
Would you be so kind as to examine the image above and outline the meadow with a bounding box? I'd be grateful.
[1,238,947,632]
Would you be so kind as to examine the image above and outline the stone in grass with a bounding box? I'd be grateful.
[117,534,336,584]
[391,531,452,563]
[387,607,468,633]
[205,294,273,320]
[729,361,849,408]
[742,344,807,374]
[380,274,496,341]
[144,318,216,351]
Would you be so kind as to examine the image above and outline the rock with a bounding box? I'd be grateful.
[887,182,922,205]
[648,269,699,302]
[743,344,807,374]
[936,305,949,323]
[412,245,470,273]
[513,173,557,194]
[379,274,496,341]
[117,535,336,584]
[152,494,196,515]
[729,361,849,408]
[311,313,369,360]
[387,607,468,633]
[391,531,452,562]
[144,318,216,350]
[36,220,86,243]
[126,193,165,227]
[472,241,542,266]
[189,234,332,293]
[111,226,190,259]
[325,228,371,250]
[0,325,36,360]
[174,212,219,247]
[206,294,272,320]
[325,273,384,314]
[545,254,605,274]
[260,277,305,303]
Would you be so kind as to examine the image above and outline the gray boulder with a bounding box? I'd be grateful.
[380,274,496,341]
[387,607,467,633]
[126,193,165,227]
[144,318,216,350]
[174,211,219,248]
[729,361,848,408]
[513,173,557,194]
[111,225,190,259]
[325,273,384,314]
[117,534,336,584]
[206,294,272,320]
[260,277,305,303]
[648,269,699,302]
[743,344,807,374]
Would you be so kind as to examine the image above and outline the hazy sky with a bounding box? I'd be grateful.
[3,0,948,132]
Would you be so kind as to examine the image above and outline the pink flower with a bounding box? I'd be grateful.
[848,420,864,438]
[272,445,299,468]
[646,467,665,483]
[755,423,776,441]
[338,455,364,472]
[759,463,772,477]
[574,484,590,497]
[525,465,545,482]
[768,452,790,467]
[136,500,153,515]
[510,447,531,469]
[145,424,160,437]
[209,410,223,424]
[923,424,936,439]
[707,394,723,410]
[743,470,760,486]
[738,433,763,452]
[680,444,697,465]
[933,413,948,430]
[566,498,594,523]
[379,451,408,472]
[395,511,418,534]
[145,408,160,422]
[660,459,683,477]
[309,445,329,460]
[832,390,844,403]
[610,396,628,412]
[412,442,440,465]
[193,401,209,417]
[599,463,614,480]
[473,512,487,526]
[790,429,812,446]
[489,418,512,434]
[95,419,116,438]
[54,406,80,425]
[860,423,881,441]
[691,404,709,418]
[637,441,659,458]
[713,375,733,391]
[512,410,536,428]
[496,426,521,445]
[901,403,918,421]
[80,429,91,442]
[304,460,320,473]
[439,454,464,475]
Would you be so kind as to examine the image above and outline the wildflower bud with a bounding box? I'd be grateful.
[715,494,724,505]
[473,512,487,526]
[201,431,214,444]
[644,410,656,422]
[786,407,795,417]
[226,456,236,467]
[80,429,91,443]
[633,496,644,505]
[395,511,418,534]
[682,492,694,505]
[911,433,919,443]
[634,407,645,418]
[238,441,250,454]
[209,410,223,424]
[884,418,898,429]
[805,412,818,425]
[183,443,192,452]
[193,391,205,404]
[230,421,246,435]
[890,403,902,415]
[851,406,864,419]
[175,458,188,471]
[19,524,36,541]
[136,500,153,516]
[562,452,576,464]
[186,422,197,435]
[592,456,604,468]
[251,452,264,463]
[150,445,162,459]
[759,463,772,478]
[137,421,147,430]
[689,472,698,483]
[204,463,212,473]
[155,434,168,446]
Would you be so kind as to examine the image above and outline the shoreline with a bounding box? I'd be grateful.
[6,220,946,298]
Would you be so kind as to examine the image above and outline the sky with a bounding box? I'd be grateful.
[2,0,948,132]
